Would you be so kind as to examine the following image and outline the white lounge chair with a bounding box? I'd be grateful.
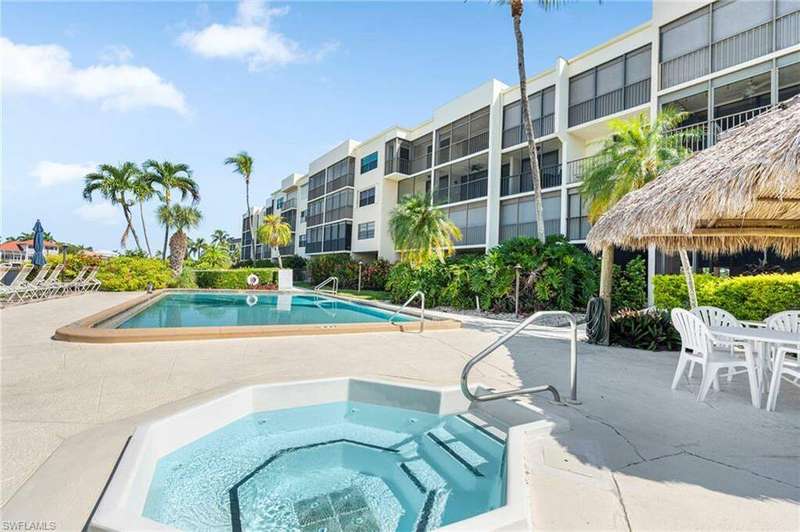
[1,265,33,303]
[671,308,760,407]
[78,267,101,292]
[764,311,800,412]
[37,264,64,299]
[16,264,52,301]
[55,266,90,296]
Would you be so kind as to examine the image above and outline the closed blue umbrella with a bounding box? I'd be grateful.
[32,220,45,267]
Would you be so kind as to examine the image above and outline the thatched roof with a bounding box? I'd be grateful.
[587,95,800,257]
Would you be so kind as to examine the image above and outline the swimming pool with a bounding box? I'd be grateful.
[54,290,461,343]
[142,401,506,531]
[114,292,412,329]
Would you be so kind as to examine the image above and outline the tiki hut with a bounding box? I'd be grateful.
[587,95,800,306]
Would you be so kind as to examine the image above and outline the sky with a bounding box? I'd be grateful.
[1,0,652,253]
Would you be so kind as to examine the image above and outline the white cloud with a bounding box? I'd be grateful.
[31,161,96,187]
[1,37,188,115]
[178,0,336,71]
[99,44,133,64]
[74,201,119,225]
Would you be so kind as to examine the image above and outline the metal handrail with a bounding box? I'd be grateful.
[389,291,425,332]
[461,310,578,404]
[314,276,339,294]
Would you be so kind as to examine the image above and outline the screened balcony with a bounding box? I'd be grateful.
[660,1,800,89]
[436,107,490,165]
[567,192,590,241]
[499,193,561,242]
[433,154,488,205]
[566,153,607,184]
[501,145,561,195]
[502,86,556,148]
[445,202,486,246]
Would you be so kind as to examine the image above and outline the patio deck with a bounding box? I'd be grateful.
[1,292,797,530]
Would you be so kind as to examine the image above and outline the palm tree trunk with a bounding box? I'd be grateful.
[276,247,283,269]
[139,201,152,256]
[511,2,545,244]
[162,192,171,260]
[246,179,256,264]
[679,249,698,309]
[123,205,143,252]
[599,244,614,344]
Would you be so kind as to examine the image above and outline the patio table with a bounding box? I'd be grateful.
[710,326,800,406]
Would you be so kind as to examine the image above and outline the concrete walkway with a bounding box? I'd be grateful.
[1,292,798,530]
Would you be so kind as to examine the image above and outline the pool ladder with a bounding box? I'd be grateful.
[314,276,339,295]
[389,291,425,332]
[461,311,579,404]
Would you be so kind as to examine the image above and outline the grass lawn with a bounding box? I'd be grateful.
[296,282,391,302]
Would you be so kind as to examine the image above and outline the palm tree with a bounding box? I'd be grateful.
[507,0,565,243]
[143,160,200,260]
[257,214,292,268]
[131,172,156,256]
[389,194,462,267]
[188,237,207,259]
[582,108,696,323]
[210,229,230,246]
[224,151,255,263]
[82,162,143,251]
[157,204,203,274]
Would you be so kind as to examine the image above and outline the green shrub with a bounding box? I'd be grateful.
[192,245,233,270]
[611,256,647,311]
[170,267,198,288]
[654,273,800,321]
[97,257,173,291]
[307,255,389,290]
[610,308,681,351]
[47,252,103,280]
[194,268,278,289]
[386,236,599,313]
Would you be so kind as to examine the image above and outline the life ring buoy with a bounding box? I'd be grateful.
[246,294,258,307]
[246,274,260,287]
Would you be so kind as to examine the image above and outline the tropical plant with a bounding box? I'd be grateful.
[610,308,681,351]
[224,151,256,263]
[82,162,143,252]
[210,229,230,246]
[131,172,156,256]
[193,243,233,270]
[389,194,461,267]
[6,231,55,242]
[143,160,199,260]
[188,237,207,259]
[504,0,567,243]
[256,214,292,268]
[581,108,696,326]
[157,204,203,274]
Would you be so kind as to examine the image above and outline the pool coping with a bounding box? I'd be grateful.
[52,289,461,343]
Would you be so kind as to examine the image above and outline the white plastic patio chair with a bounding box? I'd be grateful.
[764,311,800,412]
[671,308,760,407]
[691,306,744,381]
[1,265,33,303]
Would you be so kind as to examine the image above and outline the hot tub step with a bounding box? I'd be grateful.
[426,427,487,477]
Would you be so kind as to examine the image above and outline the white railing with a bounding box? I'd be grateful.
[314,276,339,294]
[389,290,425,332]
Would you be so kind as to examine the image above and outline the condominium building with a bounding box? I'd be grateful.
[241,0,800,293]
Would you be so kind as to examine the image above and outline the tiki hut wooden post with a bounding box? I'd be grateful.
[587,96,800,310]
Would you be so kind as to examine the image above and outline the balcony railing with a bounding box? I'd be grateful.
[306,213,324,227]
[566,154,607,184]
[323,237,351,252]
[305,241,322,254]
[499,219,561,242]
[567,216,591,240]
[281,198,296,210]
[666,104,773,152]
[308,184,326,201]
[454,225,486,246]
[385,158,411,175]
[569,79,650,127]
[433,177,488,205]
[324,206,353,223]
[500,165,562,196]
[326,173,354,193]
[501,113,555,148]
[661,11,800,89]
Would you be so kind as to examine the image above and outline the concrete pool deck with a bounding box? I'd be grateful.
[1,291,798,530]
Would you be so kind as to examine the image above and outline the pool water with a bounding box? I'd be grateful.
[114,292,412,329]
[143,401,506,531]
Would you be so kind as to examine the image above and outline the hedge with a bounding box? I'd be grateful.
[194,268,278,289]
[654,273,800,321]
[48,254,173,291]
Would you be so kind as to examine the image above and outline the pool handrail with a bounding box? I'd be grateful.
[389,290,425,332]
[460,310,578,404]
[314,276,339,294]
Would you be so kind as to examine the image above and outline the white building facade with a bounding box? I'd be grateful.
[242,0,800,292]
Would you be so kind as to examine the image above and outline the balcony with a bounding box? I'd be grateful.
[385,158,411,175]
[308,184,326,201]
[306,213,324,227]
[666,104,773,153]
[500,164,562,196]
[324,205,353,223]
[305,241,322,254]
[567,216,591,240]
[454,224,486,246]
[409,153,433,174]
[566,154,607,184]
[501,114,555,148]
[326,173,354,193]
[323,237,351,253]
[437,130,490,165]
[281,198,296,211]
[661,11,800,89]
[568,78,650,127]
[278,243,294,256]
[499,219,561,242]
[433,178,488,206]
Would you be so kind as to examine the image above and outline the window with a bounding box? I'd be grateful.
[276,198,284,209]
[360,152,378,174]
[299,234,306,247]
[359,187,376,207]
[779,60,800,101]
[499,193,561,241]
[308,170,326,201]
[358,221,375,240]
[300,210,306,223]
